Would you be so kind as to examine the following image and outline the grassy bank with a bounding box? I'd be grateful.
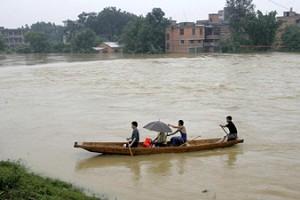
[0,161,100,200]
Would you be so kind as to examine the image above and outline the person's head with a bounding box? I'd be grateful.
[178,120,184,126]
[226,116,232,123]
[131,121,138,129]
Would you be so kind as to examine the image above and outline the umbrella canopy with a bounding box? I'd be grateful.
[143,121,172,133]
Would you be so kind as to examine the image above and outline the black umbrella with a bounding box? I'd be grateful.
[143,121,172,133]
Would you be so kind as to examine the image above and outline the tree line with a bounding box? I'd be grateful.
[0,7,169,54]
[222,0,300,52]
[0,2,300,54]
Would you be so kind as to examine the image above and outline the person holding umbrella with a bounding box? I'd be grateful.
[153,132,168,147]
[143,121,172,147]
[168,120,187,146]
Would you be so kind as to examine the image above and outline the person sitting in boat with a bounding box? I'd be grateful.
[168,120,187,146]
[127,121,140,147]
[153,132,167,147]
[220,116,238,141]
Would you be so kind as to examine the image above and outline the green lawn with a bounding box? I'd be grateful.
[0,161,101,200]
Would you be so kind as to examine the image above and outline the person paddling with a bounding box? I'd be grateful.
[127,121,140,148]
[168,120,187,146]
[220,116,238,142]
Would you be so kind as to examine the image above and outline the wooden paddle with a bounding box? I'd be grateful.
[180,135,201,147]
[128,142,134,157]
[127,138,136,157]
[218,126,229,143]
[220,125,229,135]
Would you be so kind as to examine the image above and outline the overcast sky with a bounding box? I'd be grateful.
[1,0,299,28]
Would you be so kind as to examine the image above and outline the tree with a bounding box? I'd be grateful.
[143,8,170,52]
[0,35,6,52]
[121,8,169,53]
[30,22,64,43]
[282,25,300,51]
[121,17,145,53]
[71,29,97,53]
[226,0,255,43]
[25,32,50,53]
[88,7,137,41]
[245,11,278,46]
[223,0,279,51]
[66,7,137,42]
[64,20,84,43]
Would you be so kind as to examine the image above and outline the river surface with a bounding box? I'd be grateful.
[0,53,299,200]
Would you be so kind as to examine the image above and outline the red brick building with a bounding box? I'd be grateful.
[165,22,205,53]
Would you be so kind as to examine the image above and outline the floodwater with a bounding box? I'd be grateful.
[0,53,299,200]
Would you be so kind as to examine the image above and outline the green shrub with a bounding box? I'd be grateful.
[0,161,101,200]
[282,25,300,51]
[0,161,22,190]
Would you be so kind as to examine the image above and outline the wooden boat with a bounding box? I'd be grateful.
[74,138,244,156]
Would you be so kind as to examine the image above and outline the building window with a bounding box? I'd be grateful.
[180,28,184,35]
[180,40,185,45]
[166,33,170,40]
[200,28,203,35]
[192,28,196,35]
[190,40,194,44]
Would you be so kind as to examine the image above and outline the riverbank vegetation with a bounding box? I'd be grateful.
[221,0,279,52]
[282,25,300,51]
[121,8,169,53]
[0,0,299,54]
[0,161,100,200]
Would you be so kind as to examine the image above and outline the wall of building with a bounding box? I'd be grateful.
[209,14,221,24]
[166,8,232,53]
[166,23,205,53]
[0,27,27,48]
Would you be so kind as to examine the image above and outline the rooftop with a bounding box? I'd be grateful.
[103,42,121,48]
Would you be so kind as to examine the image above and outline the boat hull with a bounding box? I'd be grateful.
[74,138,244,156]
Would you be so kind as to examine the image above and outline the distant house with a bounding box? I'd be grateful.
[0,27,27,48]
[198,9,231,52]
[165,8,231,53]
[93,42,122,53]
[165,21,205,53]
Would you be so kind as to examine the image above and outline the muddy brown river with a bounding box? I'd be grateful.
[0,53,299,200]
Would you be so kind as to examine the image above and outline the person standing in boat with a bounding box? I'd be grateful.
[168,120,187,146]
[220,116,238,141]
[127,121,140,147]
